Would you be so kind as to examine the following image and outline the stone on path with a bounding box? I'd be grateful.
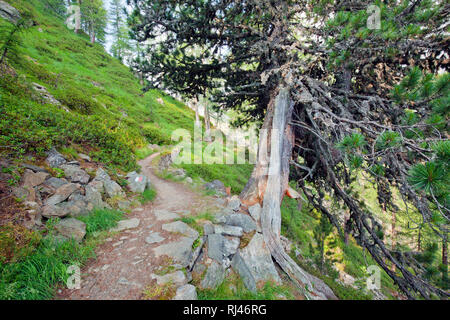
[173,284,197,300]
[145,232,165,244]
[110,218,140,232]
[153,237,195,267]
[154,209,180,221]
[162,221,199,239]
[126,171,148,193]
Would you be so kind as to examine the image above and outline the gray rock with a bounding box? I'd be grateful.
[203,222,214,235]
[227,195,241,212]
[58,200,91,217]
[188,236,205,270]
[154,209,180,221]
[44,177,68,190]
[224,237,240,257]
[248,203,261,223]
[200,261,225,289]
[239,233,281,284]
[162,221,199,239]
[55,218,86,242]
[45,148,67,168]
[173,284,197,300]
[12,186,29,200]
[20,163,48,173]
[88,180,104,194]
[126,171,148,193]
[110,218,140,232]
[78,153,91,162]
[145,232,165,244]
[118,200,131,211]
[0,0,21,24]
[217,213,257,233]
[153,237,194,267]
[85,185,106,209]
[60,164,90,184]
[152,270,187,287]
[231,252,257,293]
[203,180,227,196]
[41,204,68,218]
[214,224,243,237]
[207,234,226,263]
[103,179,125,198]
[45,183,79,206]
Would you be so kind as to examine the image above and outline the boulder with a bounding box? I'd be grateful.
[231,252,257,293]
[239,233,281,285]
[162,221,199,239]
[0,0,21,24]
[203,222,214,235]
[103,178,125,198]
[45,183,79,206]
[126,172,148,193]
[173,284,197,300]
[216,213,257,233]
[20,163,48,173]
[60,164,90,184]
[45,148,67,168]
[41,204,68,218]
[55,218,86,242]
[43,177,68,190]
[203,180,227,196]
[200,261,225,289]
[207,234,227,263]
[87,179,104,194]
[224,237,240,257]
[153,237,195,267]
[214,224,243,237]
[85,185,106,209]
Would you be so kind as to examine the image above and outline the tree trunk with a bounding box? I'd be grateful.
[241,87,337,300]
[443,231,448,288]
[204,103,212,142]
[391,209,397,272]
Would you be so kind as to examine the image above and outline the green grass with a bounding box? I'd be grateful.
[197,274,295,300]
[0,208,124,300]
[139,188,157,204]
[0,0,199,171]
[77,209,124,235]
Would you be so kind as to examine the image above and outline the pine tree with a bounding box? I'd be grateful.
[80,0,107,44]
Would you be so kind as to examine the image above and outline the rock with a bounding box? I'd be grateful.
[126,172,148,193]
[45,183,79,206]
[200,261,225,289]
[162,221,199,239]
[219,213,257,233]
[20,163,48,173]
[88,180,104,194]
[185,177,193,184]
[12,186,29,200]
[118,200,131,211]
[154,209,180,221]
[239,233,281,285]
[45,148,67,168]
[152,270,187,287]
[110,218,140,232]
[227,195,241,212]
[78,153,91,162]
[58,199,92,217]
[173,284,197,300]
[41,204,68,218]
[0,0,21,24]
[145,232,165,244]
[103,179,125,198]
[207,234,227,263]
[203,222,214,235]
[214,224,243,237]
[55,218,86,242]
[153,237,195,267]
[224,237,240,257]
[203,180,227,196]
[231,252,257,293]
[22,170,49,189]
[188,236,205,270]
[60,164,90,184]
[85,185,106,209]
[43,177,68,190]
[248,203,261,223]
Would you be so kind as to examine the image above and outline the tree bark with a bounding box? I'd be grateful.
[241,87,337,300]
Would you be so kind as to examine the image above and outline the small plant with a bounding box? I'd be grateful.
[77,209,124,235]
[139,188,157,204]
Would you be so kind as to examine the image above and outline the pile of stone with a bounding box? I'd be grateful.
[12,148,150,242]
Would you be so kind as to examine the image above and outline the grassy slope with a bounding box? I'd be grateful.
[1,0,197,171]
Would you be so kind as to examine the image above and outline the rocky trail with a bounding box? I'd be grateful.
[57,153,222,300]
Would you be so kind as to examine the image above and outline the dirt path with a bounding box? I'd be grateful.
[57,153,221,300]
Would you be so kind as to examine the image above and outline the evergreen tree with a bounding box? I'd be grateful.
[80,0,107,44]
[109,0,130,61]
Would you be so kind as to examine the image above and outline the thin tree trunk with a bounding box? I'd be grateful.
[241,87,337,300]
[443,232,448,288]
[392,209,397,272]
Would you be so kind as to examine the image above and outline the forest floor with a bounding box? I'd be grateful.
[56,153,221,300]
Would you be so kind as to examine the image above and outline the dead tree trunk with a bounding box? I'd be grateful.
[241,87,337,300]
